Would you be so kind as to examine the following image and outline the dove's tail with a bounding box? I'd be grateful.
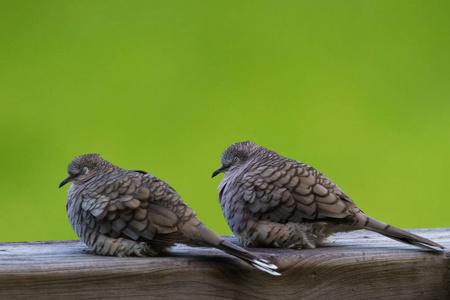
[187,223,280,276]
[360,215,444,251]
[215,240,280,276]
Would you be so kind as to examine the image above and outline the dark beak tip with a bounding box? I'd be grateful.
[211,167,225,178]
[59,176,72,188]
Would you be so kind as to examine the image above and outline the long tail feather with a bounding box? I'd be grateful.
[361,216,444,250]
[190,223,280,275]
[216,240,280,276]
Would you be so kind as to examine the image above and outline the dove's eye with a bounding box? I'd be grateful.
[233,156,239,163]
[81,167,89,174]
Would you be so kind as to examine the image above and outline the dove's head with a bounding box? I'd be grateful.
[212,141,260,178]
[59,153,109,188]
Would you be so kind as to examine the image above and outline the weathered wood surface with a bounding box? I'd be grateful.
[0,228,449,300]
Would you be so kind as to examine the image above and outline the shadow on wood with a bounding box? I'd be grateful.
[0,228,449,299]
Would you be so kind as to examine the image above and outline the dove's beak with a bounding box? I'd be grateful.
[212,166,227,178]
[59,175,73,188]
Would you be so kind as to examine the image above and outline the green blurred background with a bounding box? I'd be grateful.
[1,1,448,242]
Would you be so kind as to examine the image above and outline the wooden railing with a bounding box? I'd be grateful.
[0,228,449,299]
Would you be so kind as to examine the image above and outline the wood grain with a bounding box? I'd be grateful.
[0,228,449,300]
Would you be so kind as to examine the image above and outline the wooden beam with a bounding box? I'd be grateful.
[0,228,449,299]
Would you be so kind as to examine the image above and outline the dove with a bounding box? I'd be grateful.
[212,141,444,251]
[60,154,279,275]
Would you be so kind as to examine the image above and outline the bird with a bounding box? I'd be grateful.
[212,141,444,251]
[59,154,280,276]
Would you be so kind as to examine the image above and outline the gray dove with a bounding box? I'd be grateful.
[60,154,279,275]
[212,141,444,250]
